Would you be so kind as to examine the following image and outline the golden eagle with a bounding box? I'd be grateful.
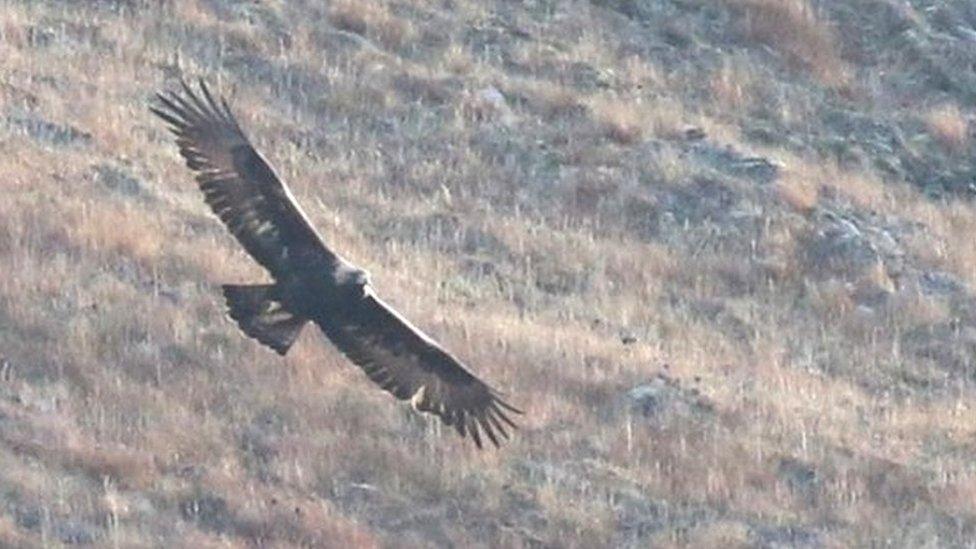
[151,80,520,448]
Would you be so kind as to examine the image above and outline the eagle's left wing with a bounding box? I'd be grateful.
[151,80,339,278]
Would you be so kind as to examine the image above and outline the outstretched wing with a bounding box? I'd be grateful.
[316,288,521,448]
[150,79,337,278]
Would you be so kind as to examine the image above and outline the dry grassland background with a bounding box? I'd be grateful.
[1,0,976,546]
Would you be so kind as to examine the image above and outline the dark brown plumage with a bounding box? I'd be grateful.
[151,79,520,448]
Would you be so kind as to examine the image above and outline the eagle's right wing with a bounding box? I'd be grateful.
[316,287,522,449]
[151,79,337,277]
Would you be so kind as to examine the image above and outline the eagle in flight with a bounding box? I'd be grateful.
[151,80,520,448]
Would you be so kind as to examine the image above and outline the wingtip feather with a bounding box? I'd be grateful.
[480,418,500,448]
[469,420,483,449]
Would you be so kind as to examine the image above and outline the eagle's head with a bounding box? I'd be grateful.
[352,268,371,287]
[334,263,371,290]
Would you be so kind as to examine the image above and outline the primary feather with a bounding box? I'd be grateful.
[151,79,521,448]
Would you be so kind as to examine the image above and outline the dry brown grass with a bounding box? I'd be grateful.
[709,57,756,112]
[328,0,415,51]
[0,0,975,546]
[591,95,684,145]
[593,97,646,145]
[774,167,819,213]
[729,0,850,87]
[925,103,970,154]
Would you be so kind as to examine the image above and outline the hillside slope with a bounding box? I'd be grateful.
[1,0,976,546]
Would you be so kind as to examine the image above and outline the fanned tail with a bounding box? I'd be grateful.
[222,284,307,355]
